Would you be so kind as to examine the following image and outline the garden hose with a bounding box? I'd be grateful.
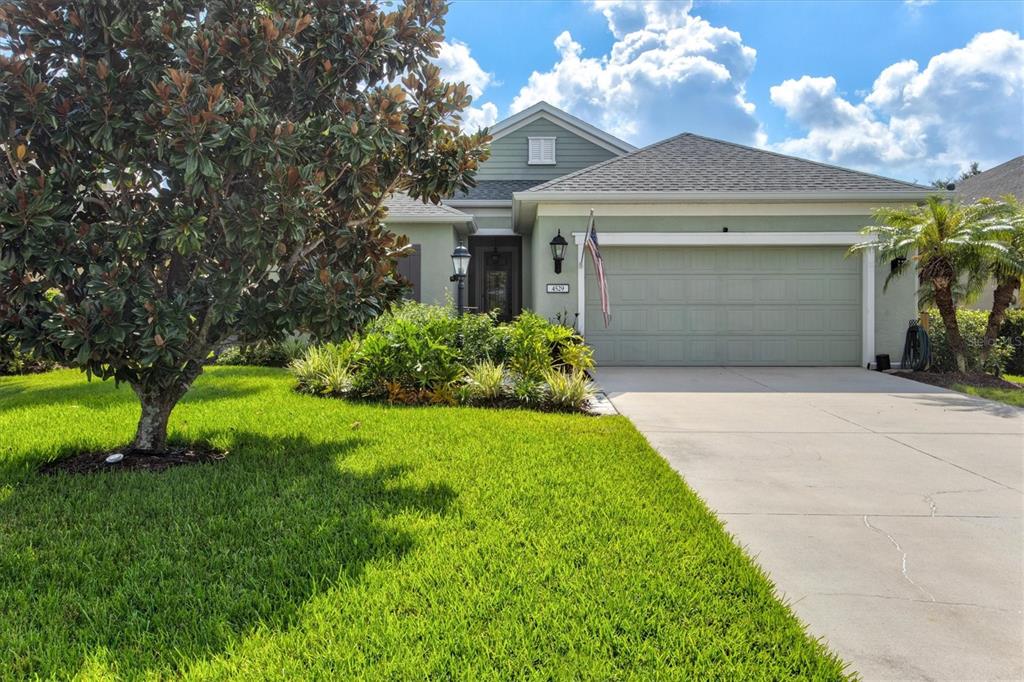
[901,319,930,372]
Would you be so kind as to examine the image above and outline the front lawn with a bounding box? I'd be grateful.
[0,367,846,679]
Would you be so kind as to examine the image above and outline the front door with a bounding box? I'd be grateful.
[468,236,521,321]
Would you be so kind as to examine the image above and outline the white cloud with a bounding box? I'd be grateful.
[904,0,935,7]
[435,40,500,130]
[509,1,763,146]
[769,30,1024,182]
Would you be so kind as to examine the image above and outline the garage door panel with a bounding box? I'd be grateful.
[585,246,861,366]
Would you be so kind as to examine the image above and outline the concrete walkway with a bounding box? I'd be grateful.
[597,367,1023,681]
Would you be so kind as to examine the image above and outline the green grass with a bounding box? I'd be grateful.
[0,367,847,679]
[952,376,1024,408]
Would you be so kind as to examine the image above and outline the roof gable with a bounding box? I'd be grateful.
[521,133,931,196]
[489,101,636,155]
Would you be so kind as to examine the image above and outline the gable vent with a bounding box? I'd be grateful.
[528,136,556,165]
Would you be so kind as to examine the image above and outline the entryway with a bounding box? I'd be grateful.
[468,236,521,321]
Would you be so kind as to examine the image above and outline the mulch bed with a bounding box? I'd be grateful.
[39,444,226,475]
[894,371,1023,391]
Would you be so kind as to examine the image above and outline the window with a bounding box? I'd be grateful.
[528,137,556,165]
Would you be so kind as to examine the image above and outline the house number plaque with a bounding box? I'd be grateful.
[546,283,570,294]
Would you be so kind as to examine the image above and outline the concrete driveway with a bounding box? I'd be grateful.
[597,367,1023,681]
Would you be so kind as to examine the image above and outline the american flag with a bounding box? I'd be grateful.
[580,210,611,328]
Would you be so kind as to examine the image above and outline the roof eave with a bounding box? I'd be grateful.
[513,190,938,203]
[443,199,512,208]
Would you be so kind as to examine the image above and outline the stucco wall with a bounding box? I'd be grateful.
[387,222,458,306]
[528,211,918,363]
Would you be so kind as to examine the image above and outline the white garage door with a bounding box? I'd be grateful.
[585,245,862,366]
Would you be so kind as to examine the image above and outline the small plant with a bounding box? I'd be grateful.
[557,341,595,372]
[463,361,507,404]
[510,375,548,407]
[217,337,311,368]
[543,369,596,411]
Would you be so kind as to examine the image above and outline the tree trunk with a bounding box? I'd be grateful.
[129,363,204,453]
[132,394,178,452]
[980,277,1020,367]
[932,281,968,373]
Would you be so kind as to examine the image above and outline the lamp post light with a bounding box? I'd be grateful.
[549,230,568,274]
[450,241,471,316]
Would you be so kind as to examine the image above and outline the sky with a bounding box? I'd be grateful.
[434,0,1024,185]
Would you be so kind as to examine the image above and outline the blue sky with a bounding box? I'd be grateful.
[435,0,1024,184]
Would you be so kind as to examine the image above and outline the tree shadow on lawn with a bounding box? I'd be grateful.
[0,431,456,678]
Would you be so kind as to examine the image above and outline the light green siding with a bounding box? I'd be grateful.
[387,222,457,306]
[477,119,617,182]
[529,213,917,364]
[584,246,861,365]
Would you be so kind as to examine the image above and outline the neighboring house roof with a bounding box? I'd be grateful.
[518,132,932,199]
[489,101,637,156]
[383,192,473,224]
[954,156,1023,202]
[449,180,539,203]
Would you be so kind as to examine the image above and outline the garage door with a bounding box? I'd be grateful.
[584,246,861,366]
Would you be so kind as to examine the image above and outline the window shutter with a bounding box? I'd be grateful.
[395,244,421,302]
[528,137,556,164]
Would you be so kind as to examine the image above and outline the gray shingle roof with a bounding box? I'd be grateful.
[524,133,930,194]
[450,180,539,201]
[383,192,472,222]
[955,156,1023,202]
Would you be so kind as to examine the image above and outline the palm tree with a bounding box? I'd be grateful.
[851,196,1003,373]
[973,196,1024,365]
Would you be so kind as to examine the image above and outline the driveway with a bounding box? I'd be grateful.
[597,367,1023,681]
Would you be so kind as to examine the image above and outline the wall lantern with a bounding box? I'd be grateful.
[890,256,907,274]
[550,230,568,274]
[449,241,471,316]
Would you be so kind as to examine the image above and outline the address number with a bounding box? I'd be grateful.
[546,283,570,294]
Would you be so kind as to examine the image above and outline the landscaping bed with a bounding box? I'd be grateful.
[291,302,597,412]
[896,371,1024,408]
[0,367,847,679]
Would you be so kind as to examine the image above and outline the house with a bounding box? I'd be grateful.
[954,155,1023,203]
[384,102,933,367]
[954,155,1023,310]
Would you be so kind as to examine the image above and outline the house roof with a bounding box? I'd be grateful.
[954,156,1023,202]
[519,132,932,198]
[383,192,473,224]
[489,101,637,155]
[449,180,539,203]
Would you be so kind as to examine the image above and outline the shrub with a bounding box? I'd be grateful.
[0,337,57,376]
[543,369,596,412]
[291,343,354,397]
[290,302,594,412]
[1000,309,1024,375]
[510,375,547,407]
[462,361,507,404]
[925,308,1012,375]
[217,337,311,368]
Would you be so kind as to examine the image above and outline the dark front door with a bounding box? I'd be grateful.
[468,236,521,321]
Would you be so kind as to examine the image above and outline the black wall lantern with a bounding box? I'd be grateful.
[550,230,568,274]
[890,255,907,274]
[450,241,471,316]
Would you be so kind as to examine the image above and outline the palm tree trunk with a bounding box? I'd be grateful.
[980,277,1020,368]
[932,281,968,373]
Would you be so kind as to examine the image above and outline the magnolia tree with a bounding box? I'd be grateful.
[0,0,489,452]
